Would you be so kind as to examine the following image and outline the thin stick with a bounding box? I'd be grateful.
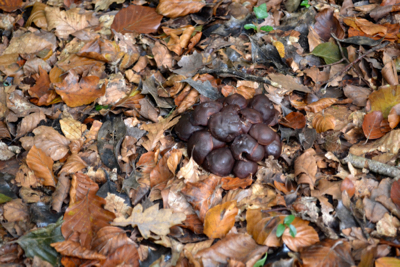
[342,153,400,178]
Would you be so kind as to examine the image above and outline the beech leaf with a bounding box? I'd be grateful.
[279,112,306,129]
[312,43,341,64]
[362,111,390,140]
[369,85,400,118]
[157,0,206,18]
[312,113,336,133]
[26,146,56,187]
[204,201,238,239]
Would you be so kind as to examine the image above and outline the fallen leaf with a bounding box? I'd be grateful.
[362,111,390,140]
[350,129,400,156]
[54,71,105,108]
[312,43,341,65]
[17,219,64,266]
[104,193,132,218]
[305,98,338,113]
[203,201,238,239]
[45,7,99,39]
[390,180,400,209]
[51,173,70,213]
[313,8,345,42]
[376,213,400,237]
[369,85,400,118]
[300,239,354,267]
[28,66,56,106]
[97,73,129,106]
[281,217,319,252]
[195,233,268,267]
[140,114,181,151]
[112,204,186,239]
[312,113,336,133]
[167,149,182,174]
[16,112,46,138]
[150,151,174,187]
[388,103,400,129]
[341,177,355,198]
[221,176,253,190]
[0,0,23,12]
[279,112,306,129]
[177,157,200,183]
[111,5,163,34]
[51,239,107,260]
[25,2,48,29]
[59,154,87,174]
[157,0,206,18]
[31,126,70,161]
[102,243,140,267]
[0,121,11,139]
[246,209,282,247]
[152,42,174,69]
[343,85,371,107]
[376,257,400,267]
[295,148,318,189]
[95,0,125,11]
[92,226,136,255]
[26,146,57,187]
[62,188,115,248]
[15,164,39,188]
[3,199,29,222]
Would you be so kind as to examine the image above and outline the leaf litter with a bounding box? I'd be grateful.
[0,0,400,266]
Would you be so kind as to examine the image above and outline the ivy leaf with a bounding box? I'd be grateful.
[276,223,286,237]
[253,3,269,19]
[244,24,257,31]
[260,26,274,32]
[253,252,268,267]
[289,224,297,237]
[284,215,295,226]
[312,42,342,64]
[17,218,64,266]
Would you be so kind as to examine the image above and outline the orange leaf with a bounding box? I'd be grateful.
[28,66,57,106]
[150,150,174,187]
[390,180,400,209]
[300,239,354,266]
[203,200,238,238]
[281,217,319,252]
[111,5,163,34]
[92,226,136,255]
[221,176,253,190]
[26,146,57,187]
[279,112,306,129]
[0,0,23,12]
[59,154,87,174]
[340,177,355,198]
[70,173,99,205]
[54,71,105,108]
[312,113,335,133]
[62,192,116,248]
[157,0,206,18]
[51,240,106,260]
[304,98,337,113]
[388,103,400,129]
[102,243,139,267]
[362,111,390,140]
[246,209,283,247]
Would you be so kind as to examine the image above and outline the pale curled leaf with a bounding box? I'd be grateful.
[112,204,186,239]
[167,148,183,174]
[177,157,200,183]
[60,115,87,141]
[104,193,132,219]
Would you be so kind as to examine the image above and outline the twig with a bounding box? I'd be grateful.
[331,33,375,91]
[318,41,389,89]
[342,153,400,178]
[198,67,272,85]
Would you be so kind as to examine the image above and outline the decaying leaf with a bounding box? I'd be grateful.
[112,204,186,239]
[177,157,200,183]
[295,148,318,189]
[26,146,57,187]
[104,193,132,218]
[204,200,238,239]
[362,111,390,140]
[60,113,87,141]
[30,126,70,161]
[157,0,206,18]
[312,113,336,133]
[279,112,306,129]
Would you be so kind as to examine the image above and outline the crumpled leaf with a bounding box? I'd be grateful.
[60,114,87,141]
[177,157,200,183]
[140,114,181,151]
[92,226,136,255]
[350,129,400,156]
[157,0,206,18]
[30,126,70,161]
[111,5,163,34]
[26,2,48,29]
[102,243,140,267]
[112,203,186,239]
[195,233,268,267]
[369,85,400,118]
[54,71,105,108]
[16,111,46,138]
[95,0,125,12]
[104,193,132,219]
[51,173,70,213]
[17,218,64,266]
[313,8,345,42]
[59,154,87,174]
[45,7,99,39]
[388,103,400,129]
[51,239,106,260]
[0,0,24,12]
[295,148,318,189]
[167,148,182,174]
[26,146,57,187]
[28,66,56,107]
[152,42,174,69]
[279,112,306,129]
[3,198,29,222]
[203,201,238,239]
[312,113,335,133]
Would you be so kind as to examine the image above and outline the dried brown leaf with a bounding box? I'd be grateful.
[0,121,11,139]
[51,240,106,260]
[369,85,400,118]
[16,111,46,138]
[312,113,336,133]
[59,154,87,174]
[282,217,319,252]
[167,149,182,174]
[295,148,318,189]
[3,199,29,222]
[15,164,39,188]
[31,126,70,161]
[314,8,345,42]
[0,0,23,12]
[60,115,87,141]
[112,204,186,239]
[152,42,173,69]
[26,146,57,187]
[388,103,400,129]
[104,193,132,219]
[362,111,390,140]
[204,201,238,239]
[157,0,205,18]
[177,157,200,183]
[28,66,56,107]
[305,98,338,113]
[279,112,306,129]
[51,173,71,213]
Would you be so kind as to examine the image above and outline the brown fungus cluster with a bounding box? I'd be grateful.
[175,94,282,178]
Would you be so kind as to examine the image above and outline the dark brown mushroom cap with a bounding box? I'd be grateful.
[245,143,265,162]
[208,110,243,142]
[191,101,223,126]
[221,104,241,113]
[231,134,258,160]
[249,94,275,124]
[174,112,204,141]
[203,148,235,176]
[233,160,258,178]
[249,123,276,146]
[239,108,263,124]
[223,94,247,109]
[187,131,214,165]
[265,134,282,159]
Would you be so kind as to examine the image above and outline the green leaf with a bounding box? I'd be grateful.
[289,224,297,237]
[17,218,64,266]
[284,215,295,225]
[253,3,269,19]
[312,42,342,65]
[0,193,12,204]
[253,252,268,267]
[276,223,286,237]
[301,0,310,7]
[244,24,257,31]
[95,104,110,111]
[260,26,274,32]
